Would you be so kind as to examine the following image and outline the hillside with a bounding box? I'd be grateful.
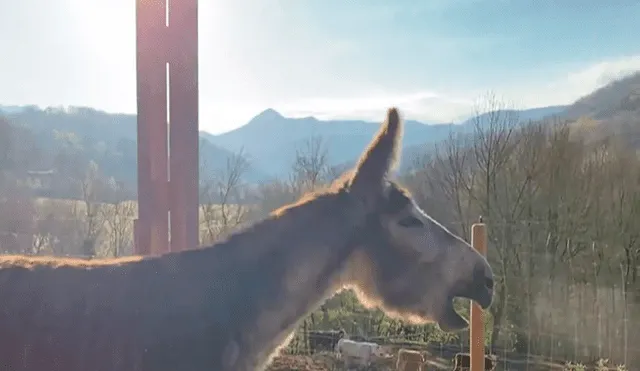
[204,106,565,176]
[1,104,564,187]
[561,71,640,147]
[0,106,262,187]
[562,71,640,120]
[2,71,639,190]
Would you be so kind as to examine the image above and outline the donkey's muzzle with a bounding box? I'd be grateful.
[456,261,494,309]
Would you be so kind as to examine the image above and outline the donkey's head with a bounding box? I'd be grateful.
[340,107,494,332]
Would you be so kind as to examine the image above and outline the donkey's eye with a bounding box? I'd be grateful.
[397,216,424,228]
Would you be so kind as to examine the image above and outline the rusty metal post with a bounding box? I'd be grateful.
[168,0,199,252]
[135,0,169,256]
[470,220,487,371]
[135,0,199,255]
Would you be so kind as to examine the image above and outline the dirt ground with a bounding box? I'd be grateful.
[266,353,400,371]
[266,354,338,371]
[265,352,576,371]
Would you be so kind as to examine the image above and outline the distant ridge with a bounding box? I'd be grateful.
[7,71,640,184]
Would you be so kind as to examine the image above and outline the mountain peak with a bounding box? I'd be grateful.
[253,108,283,122]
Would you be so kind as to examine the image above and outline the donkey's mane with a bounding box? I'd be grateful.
[0,253,143,269]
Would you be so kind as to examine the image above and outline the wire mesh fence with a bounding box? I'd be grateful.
[2,214,640,370]
[279,308,639,370]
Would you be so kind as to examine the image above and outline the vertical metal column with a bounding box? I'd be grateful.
[168,0,199,253]
[135,0,199,255]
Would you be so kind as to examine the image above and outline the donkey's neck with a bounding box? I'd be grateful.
[194,195,359,370]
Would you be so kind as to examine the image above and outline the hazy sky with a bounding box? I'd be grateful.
[1,0,640,134]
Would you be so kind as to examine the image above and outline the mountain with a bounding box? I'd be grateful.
[560,71,640,147]
[458,105,567,128]
[0,106,267,187]
[206,106,568,177]
[0,104,569,186]
[0,105,30,114]
[202,109,451,176]
[6,70,639,190]
[562,71,640,120]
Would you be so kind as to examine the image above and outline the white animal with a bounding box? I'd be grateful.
[334,338,388,367]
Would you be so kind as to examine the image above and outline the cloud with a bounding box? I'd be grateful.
[271,55,640,127]
[566,56,640,91]
[511,55,640,108]
[278,92,477,124]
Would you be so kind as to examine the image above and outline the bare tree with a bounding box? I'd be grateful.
[76,160,105,257]
[31,204,58,255]
[0,187,36,254]
[199,150,251,245]
[404,131,476,234]
[37,199,84,256]
[100,178,135,257]
[327,163,350,182]
[250,135,333,222]
[0,117,14,175]
[252,179,298,220]
[291,136,331,193]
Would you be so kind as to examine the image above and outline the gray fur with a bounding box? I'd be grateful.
[0,107,493,370]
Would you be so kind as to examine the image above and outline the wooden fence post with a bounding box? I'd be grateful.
[470,219,487,371]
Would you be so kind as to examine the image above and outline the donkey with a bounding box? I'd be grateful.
[0,107,493,371]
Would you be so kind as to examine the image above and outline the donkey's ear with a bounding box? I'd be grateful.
[349,107,403,203]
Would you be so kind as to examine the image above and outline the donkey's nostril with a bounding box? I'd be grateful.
[485,276,494,290]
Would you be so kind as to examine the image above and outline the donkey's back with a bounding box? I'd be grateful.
[0,254,237,371]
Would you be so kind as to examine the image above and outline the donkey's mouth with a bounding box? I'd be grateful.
[462,287,493,310]
[437,288,493,332]
[437,299,468,332]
